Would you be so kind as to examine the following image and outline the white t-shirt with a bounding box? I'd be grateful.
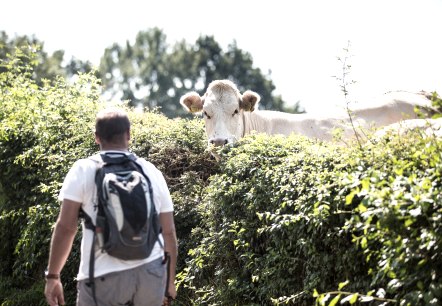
[58,151,174,281]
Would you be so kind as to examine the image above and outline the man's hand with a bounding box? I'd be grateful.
[45,199,80,305]
[44,279,65,306]
[162,283,177,306]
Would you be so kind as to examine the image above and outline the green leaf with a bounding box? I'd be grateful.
[361,178,370,191]
[328,294,341,306]
[357,203,367,213]
[338,280,349,290]
[361,237,367,249]
[340,293,358,304]
[319,293,331,304]
[345,191,356,205]
[404,219,414,227]
[313,289,319,297]
[349,293,358,304]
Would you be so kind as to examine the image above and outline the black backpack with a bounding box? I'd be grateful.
[81,152,162,304]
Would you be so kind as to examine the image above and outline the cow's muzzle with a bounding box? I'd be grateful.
[209,138,228,147]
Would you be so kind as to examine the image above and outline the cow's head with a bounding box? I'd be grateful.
[180,80,260,147]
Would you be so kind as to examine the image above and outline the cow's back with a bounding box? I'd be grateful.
[243,90,434,141]
[351,91,432,127]
[245,111,352,141]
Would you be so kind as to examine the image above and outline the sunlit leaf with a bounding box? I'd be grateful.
[338,280,350,290]
[328,294,341,306]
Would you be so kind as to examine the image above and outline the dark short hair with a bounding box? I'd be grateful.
[95,108,130,144]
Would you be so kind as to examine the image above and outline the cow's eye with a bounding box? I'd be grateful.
[203,111,211,119]
[232,109,239,116]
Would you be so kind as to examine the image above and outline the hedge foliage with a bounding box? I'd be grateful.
[177,131,442,305]
[1,49,441,306]
[0,48,101,305]
[0,49,217,305]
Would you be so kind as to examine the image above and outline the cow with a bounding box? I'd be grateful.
[179,79,434,147]
[374,118,442,139]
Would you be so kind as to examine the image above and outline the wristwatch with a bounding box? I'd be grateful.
[44,269,60,280]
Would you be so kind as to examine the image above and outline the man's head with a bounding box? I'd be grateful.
[95,108,130,149]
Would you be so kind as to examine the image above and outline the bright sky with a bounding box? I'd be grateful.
[2,0,442,114]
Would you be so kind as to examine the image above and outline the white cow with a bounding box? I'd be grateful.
[374,118,442,139]
[180,79,434,146]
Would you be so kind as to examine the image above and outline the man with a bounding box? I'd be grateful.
[44,108,177,306]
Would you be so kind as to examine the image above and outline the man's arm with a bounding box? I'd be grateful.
[44,199,81,306]
[160,212,178,301]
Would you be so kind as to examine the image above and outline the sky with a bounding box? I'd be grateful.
[2,0,442,114]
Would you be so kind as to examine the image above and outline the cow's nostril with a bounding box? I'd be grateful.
[209,138,228,146]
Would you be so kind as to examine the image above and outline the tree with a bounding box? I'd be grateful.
[99,28,174,113]
[0,31,94,85]
[65,56,96,79]
[1,29,303,117]
[98,28,303,118]
[0,31,61,85]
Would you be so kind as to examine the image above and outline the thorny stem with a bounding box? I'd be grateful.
[338,41,363,149]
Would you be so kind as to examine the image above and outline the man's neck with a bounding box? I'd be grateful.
[100,146,128,151]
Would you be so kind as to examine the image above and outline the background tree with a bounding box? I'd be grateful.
[0,31,94,84]
[99,27,303,117]
[1,29,303,118]
[65,56,96,79]
[171,36,302,113]
[99,28,175,114]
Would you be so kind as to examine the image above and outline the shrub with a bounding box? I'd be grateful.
[179,135,370,305]
[327,133,442,305]
[180,131,442,306]
[2,48,441,306]
[0,49,101,303]
[0,49,215,305]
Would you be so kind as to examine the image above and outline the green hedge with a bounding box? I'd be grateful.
[1,50,98,304]
[179,136,366,305]
[0,51,217,305]
[1,49,441,306]
[179,132,442,305]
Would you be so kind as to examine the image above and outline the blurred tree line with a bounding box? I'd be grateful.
[0,28,302,118]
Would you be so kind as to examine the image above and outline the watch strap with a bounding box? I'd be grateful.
[45,273,60,280]
[45,269,60,280]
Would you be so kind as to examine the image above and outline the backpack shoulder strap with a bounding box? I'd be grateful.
[83,155,101,306]
[78,208,95,231]
[133,157,165,250]
[87,225,98,306]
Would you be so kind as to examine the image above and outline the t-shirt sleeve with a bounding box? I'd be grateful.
[153,168,174,213]
[58,160,87,203]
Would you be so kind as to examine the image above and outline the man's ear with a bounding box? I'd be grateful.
[180,92,203,113]
[240,90,260,112]
[95,132,101,145]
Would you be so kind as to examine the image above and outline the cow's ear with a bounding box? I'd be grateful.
[240,90,260,112]
[180,92,203,113]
